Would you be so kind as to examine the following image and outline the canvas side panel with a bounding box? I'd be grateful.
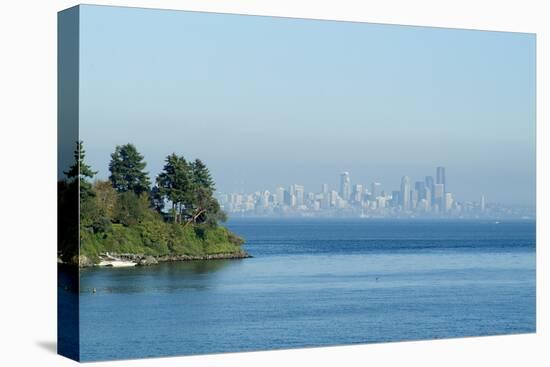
[57,5,80,362]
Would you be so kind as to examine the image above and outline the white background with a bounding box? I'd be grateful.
[0,0,547,366]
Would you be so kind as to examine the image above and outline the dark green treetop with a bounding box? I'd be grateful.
[109,143,151,195]
[191,159,215,194]
[64,140,97,200]
[64,140,97,181]
[156,153,194,223]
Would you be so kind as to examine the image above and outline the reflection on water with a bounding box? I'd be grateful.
[80,259,241,294]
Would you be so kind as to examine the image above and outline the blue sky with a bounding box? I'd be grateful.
[77,5,535,205]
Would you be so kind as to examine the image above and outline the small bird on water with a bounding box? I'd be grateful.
[92,288,97,293]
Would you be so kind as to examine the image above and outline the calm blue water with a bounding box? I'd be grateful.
[76,219,536,361]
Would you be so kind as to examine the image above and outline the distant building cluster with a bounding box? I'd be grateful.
[217,167,532,219]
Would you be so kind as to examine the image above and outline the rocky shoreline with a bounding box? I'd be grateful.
[59,251,251,268]
[108,251,252,266]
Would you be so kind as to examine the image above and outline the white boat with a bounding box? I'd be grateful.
[98,260,137,267]
[98,252,137,267]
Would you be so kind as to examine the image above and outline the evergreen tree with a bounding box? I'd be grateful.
[64,140,97,200]
[156,154,193,223]
[191,159,215,194]
[189,158,224,226]
[108,143,151,195]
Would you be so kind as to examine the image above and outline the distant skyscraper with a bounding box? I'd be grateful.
[321,183,329,195]
[436,167,446,188]
[425,175,435,202]
[480,194,486,212]
[352,184,363,203]
[321,192,330,209]
[391,190,400,207]
[330,190,339,207]
[290,194,297,207]
[434,183,445,210]
[444,192,453,212]
[415,181,426,200]
[340,172,351,201]
[294,184,305,206]
[289,185,295,196]
[411,189,418,209]
[275,187,285,205]
[425,176,434,188]
[425,187,432,208]
[283,189,291,206]
[400,176,411,209]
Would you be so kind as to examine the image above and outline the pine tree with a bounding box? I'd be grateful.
[64,140,97,200]
[156,154,193,223]
[189,158,223,225]
[191,159,215,194]
[108,143,151,195]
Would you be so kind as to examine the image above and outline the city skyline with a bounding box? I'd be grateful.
[75,6,535,206]
[217,166,534,219]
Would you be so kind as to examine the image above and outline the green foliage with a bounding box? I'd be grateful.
[64,141,97,201]
[157,154,194,223]
[80,220,244,260]
[113,191,151,226]
[109,143,151,195]
[64,140,97,181]
[191,159,215,194]
[149,185,165,213]
[71,141,243,264]
[93,180,117,220]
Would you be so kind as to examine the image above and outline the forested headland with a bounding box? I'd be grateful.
[58,142,246,266]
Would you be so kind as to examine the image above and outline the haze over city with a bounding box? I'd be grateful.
[70,6,535,206]
[216,166,533,219]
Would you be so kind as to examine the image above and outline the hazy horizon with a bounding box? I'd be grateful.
[74,5,535,206]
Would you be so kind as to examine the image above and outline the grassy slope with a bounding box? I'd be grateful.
[80,221,245,262]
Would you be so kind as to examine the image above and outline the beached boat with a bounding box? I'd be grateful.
[98,252,137,267]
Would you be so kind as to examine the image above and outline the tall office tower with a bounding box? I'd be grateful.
[400,176,411,209]
[415,181,426,200]
[480,194,486,212]
[425,175,434,188]
[294,184,305,206]
[411,189,418,209]
[352,184,364,203]
[425,187,432,208]
[321,183,329,195]
[330,190,339,207]
[391,190,401,207]
[321,193,330,209]
[425,176,435,202]
[434,183,445,210]
[340,172,351,201]
[444,192,453,212]
[436,166,446,188]
[290,194,297,208]
[275,187,285,205]
[289,184,296,196]
[283,189,291,206]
